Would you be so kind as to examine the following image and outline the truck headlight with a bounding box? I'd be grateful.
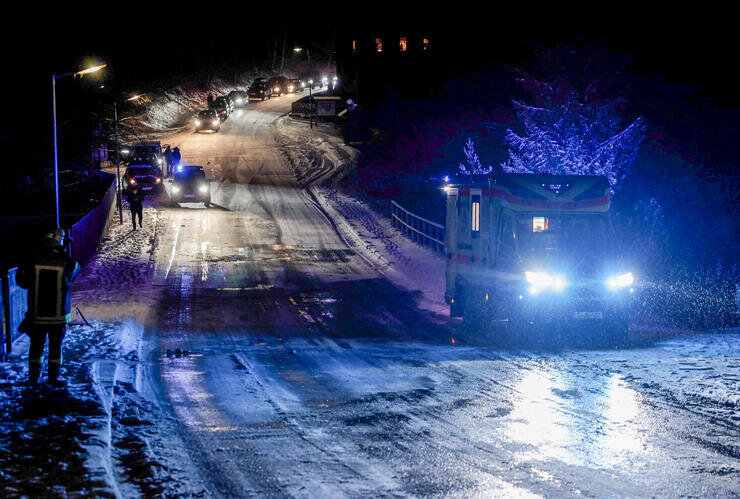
[525,271,567,292]
[199,184,208,193]
[606,272,634,290]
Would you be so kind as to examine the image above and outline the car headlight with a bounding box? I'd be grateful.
[606,272,634,290]
[236,98,242,104]
[274,87,280,92]
[199,184,208,193]
[213,119,219,126]
[157,158,163,164]
[172,186,180,193]
[525,271,567,292]
[194,120,201,126]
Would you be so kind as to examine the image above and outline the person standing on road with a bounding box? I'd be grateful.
[127,185,145,230]
[163,145,173,177]
[207,94,214,108]
[16,229,81,385]
[172,146,181,171]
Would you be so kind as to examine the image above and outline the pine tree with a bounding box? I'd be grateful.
[502,71,645,187]
[458,138,493,176]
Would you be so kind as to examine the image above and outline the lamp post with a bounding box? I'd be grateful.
[114,94,144,224]
[52,63,106,228]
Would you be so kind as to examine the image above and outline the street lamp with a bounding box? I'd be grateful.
[52,63,106,228]
[113,93,145,224]
[293,46,311,71]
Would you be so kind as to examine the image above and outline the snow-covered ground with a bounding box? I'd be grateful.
[2,89,738,497]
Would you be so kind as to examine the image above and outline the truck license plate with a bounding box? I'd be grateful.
[574,311,603,319]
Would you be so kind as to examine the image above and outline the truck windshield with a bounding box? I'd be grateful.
[516,214,613,266]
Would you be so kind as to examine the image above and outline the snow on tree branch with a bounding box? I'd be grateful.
[502,78,646,186]
[458,138,493,176]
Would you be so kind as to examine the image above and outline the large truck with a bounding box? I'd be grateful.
[444,174,635,338]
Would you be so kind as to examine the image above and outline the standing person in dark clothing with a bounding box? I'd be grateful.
[207,94,214,108]
[163,145,173,177]
[172,147,181,170]
[127,185,145,229]
[16,229,81,385]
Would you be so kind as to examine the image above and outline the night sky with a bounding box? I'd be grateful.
[4,5,738,104]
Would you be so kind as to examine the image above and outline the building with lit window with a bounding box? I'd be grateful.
[336,25,436,107]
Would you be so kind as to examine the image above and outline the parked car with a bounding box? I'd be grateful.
[122,164,164,193]
[194,109,220,132]
[228,90,248,107]
[169,165,210,206]
[212,96,230,120]
[287,79,303,93]
[248,82,271,101]
[267,76,289,96]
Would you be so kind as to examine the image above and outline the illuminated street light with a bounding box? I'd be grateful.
[52,62,106,228]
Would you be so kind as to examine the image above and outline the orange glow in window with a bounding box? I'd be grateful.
[399,37,407,52]
[375,38,383,52]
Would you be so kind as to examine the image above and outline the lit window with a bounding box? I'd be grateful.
[399,37,407,52]
[472,195,480,236]
[375,38,383,53]
[533,216,549,232]
[352,40,358,54]
[422,37,430,52]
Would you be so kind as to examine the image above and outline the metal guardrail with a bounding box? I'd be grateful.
[391,200,445,253]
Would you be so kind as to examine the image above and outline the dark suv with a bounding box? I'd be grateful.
[248,82,270,101]
[212,96,230,120]
[170,165,210,206]
[267,76,289,96]
[123,165,164,193]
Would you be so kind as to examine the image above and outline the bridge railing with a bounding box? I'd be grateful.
[391,200,445,254]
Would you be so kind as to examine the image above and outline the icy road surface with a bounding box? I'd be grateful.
[73,94,739,496]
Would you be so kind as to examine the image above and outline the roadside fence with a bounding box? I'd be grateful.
[391,200,445,254]
[1,267,26,361]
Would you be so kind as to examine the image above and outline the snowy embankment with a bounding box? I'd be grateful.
[120,78,247,140]
[275,117,448,318]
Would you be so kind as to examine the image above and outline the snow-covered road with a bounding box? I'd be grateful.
[70,93,739,496]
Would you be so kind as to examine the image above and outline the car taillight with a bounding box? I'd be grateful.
[129,178,136,184]
[155,177,161,184]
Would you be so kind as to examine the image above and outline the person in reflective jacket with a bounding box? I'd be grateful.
[16,228,81,385]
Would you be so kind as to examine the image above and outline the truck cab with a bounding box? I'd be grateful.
[444,174,635,339]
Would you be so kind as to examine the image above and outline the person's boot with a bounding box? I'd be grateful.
[48,362,62,386]
[28,361,40,386]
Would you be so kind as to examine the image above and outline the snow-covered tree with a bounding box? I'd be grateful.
[502,71,645,186]
[458,138,493,175]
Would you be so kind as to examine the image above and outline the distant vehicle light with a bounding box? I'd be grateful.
[155,177,161,184]
[157,158,163,164]
[129,178,136,184]
[606,272,634,290]
[194,120,201,126]
[212,120,219,126]
[172,186,180,193]
[121,148,130,154]
[236,98,242,104]
[301,82,306,87]
[274,87,280,92]
[199,184,208,193]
